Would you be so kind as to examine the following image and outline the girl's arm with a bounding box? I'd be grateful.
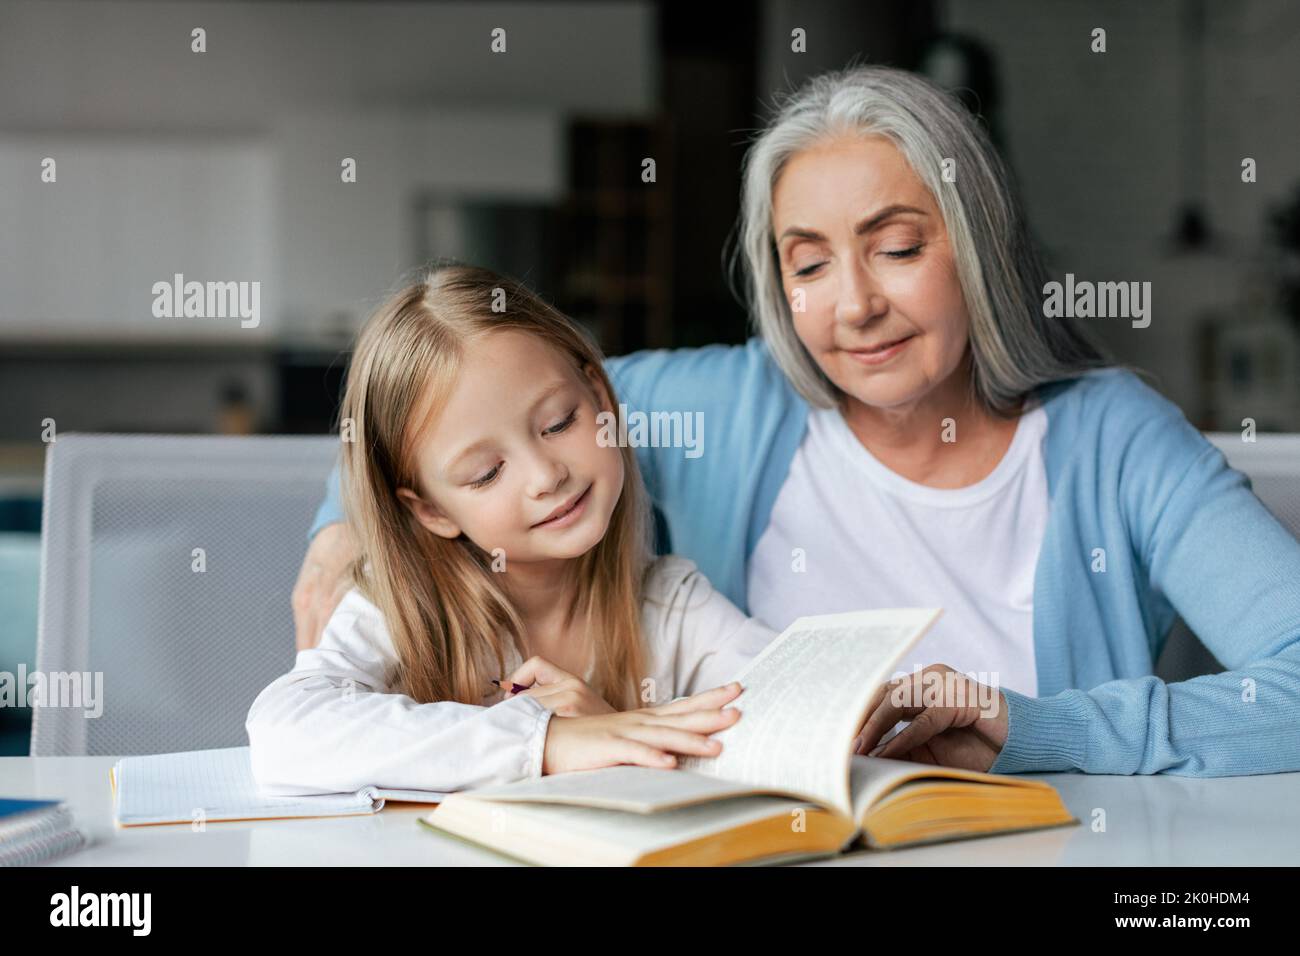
[644,556,778,699]
[247,588,552,795]
[992,396,1300,777]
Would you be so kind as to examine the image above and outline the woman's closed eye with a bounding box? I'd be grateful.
[884,243,923,259]
[792,245,923,277]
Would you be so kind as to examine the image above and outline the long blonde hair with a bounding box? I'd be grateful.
[338,263,652,711]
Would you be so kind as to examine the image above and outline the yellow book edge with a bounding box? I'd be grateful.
[418,765,1079,866]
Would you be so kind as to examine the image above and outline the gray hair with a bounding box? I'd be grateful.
[732,64,1113,415]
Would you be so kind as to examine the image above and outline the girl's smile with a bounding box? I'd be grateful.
[531,482,593,531]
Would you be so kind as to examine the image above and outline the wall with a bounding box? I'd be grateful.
[944,0,1300,419]
[0,0,656,438]
[0,0,656,343]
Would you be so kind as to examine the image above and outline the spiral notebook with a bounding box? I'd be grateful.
[0,798,88,866]
[111,746,447,827]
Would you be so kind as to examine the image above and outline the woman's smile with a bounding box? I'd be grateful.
[843,333,916,366]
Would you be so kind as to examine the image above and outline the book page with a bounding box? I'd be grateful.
[677,608,941,816]
[456,765,763,813]
[848,754,1049,821]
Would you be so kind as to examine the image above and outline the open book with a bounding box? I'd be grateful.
[420,608,1077,865]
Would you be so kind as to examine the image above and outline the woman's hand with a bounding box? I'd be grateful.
[851,664,1008,772]
[290,522,359,651]
[542,682,744,775]
[503,656,618,717]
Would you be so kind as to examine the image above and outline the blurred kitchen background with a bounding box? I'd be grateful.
[1,0,1299,752]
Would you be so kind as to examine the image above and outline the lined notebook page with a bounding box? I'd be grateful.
[113,746,443,826]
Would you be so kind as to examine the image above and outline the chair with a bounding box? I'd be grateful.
[32,434,337,755]
[1155,433,1300,681]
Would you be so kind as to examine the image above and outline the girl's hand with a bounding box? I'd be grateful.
[542,682,744,775]
[851,664,1008,772]
[503,656,616,717]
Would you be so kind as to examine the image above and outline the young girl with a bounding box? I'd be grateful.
[246,263,777,795]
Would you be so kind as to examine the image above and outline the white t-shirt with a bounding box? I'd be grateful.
[246,555,776,796]
[747,401,1049,698]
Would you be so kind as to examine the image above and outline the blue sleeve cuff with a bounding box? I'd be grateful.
[307,458,344,542]
[988,687,1092,774]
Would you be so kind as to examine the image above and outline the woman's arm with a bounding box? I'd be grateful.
[247,590,552,795]
[290,522,357,651]
[992,408,1300,777]
[306,457,345,542]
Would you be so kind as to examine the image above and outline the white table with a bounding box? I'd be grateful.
[5,756,1299,865]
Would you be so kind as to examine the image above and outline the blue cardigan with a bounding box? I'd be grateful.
[310,337,1300,777]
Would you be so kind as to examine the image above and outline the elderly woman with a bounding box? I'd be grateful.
[293,65,1300,777]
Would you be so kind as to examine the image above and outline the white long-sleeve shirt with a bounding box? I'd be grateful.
[245,555,777,796]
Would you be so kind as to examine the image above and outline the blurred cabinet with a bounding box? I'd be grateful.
[0,135,275,340]
[558,119,673,355]
[1201,311,1300,432]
